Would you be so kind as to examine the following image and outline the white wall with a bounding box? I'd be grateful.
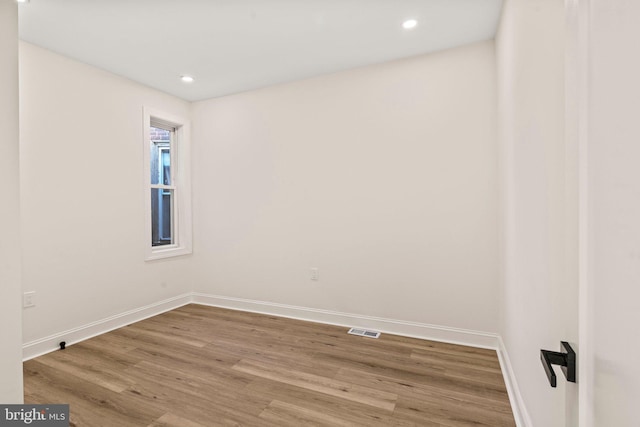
[497,0,578,426]
[0,0,24,404]
[191,41,500,334]
[587,1,640,425]
[19,43,193,344]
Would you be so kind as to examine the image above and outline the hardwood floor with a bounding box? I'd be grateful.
[24,304,516,426]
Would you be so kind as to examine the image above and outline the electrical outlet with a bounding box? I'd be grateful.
[310,268,319,281]
[23,291,36,308]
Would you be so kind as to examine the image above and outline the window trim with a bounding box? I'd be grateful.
[143,107,192,261]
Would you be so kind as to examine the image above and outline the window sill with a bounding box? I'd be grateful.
[145,245,192,261]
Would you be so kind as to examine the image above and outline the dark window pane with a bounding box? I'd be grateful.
[150,127,171,186]
[151,189,174,246]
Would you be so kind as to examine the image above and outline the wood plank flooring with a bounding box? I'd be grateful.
[23,304,516,426]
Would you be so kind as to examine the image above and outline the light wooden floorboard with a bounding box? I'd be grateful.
[24,304,515,426]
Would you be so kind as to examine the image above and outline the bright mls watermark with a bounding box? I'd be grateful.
[0,405,68,426]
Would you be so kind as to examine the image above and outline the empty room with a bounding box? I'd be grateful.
[1,0,639,426]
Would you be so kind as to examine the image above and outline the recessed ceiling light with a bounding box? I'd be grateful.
[16,0,30,3]
[180,75,194,83]
[402,19,418,30]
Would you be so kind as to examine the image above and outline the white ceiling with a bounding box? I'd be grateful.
[18,0,503,102]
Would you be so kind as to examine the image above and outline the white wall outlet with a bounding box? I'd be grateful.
[310,268,319,281]
[23,291,36,308]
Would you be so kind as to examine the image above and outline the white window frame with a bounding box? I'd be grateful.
[143,107,192,260]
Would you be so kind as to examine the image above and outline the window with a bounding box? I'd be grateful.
[151,129,173,246]
[143,108,192,260]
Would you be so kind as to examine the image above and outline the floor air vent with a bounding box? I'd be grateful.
[348,328,381,339]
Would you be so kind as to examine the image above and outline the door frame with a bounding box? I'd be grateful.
[566,0,593,425]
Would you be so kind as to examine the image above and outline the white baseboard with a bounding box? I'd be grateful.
[22,293,192,361]
[497,336,532,427]
[191,293,500,350]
